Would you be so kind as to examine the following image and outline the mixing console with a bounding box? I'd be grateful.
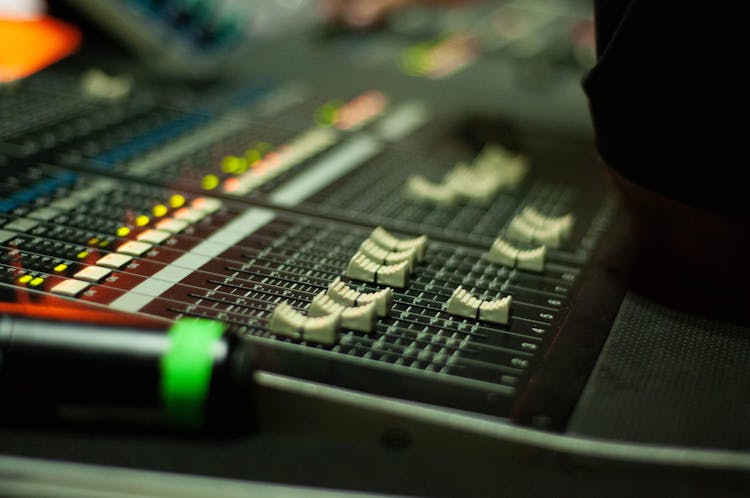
[1,64,615,426]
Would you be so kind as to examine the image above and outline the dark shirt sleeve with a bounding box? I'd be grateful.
[583,1,739,215]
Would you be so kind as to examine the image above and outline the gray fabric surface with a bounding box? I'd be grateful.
[568,292,750,449]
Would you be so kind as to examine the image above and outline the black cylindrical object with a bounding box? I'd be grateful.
[0,315,255,432]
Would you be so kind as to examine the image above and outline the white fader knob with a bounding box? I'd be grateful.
[359,239,418,270]
[473,144,529,187]
[268,302,305,340]
[521,207,574,239]
[327,278,393,317]
[444,163,502,205]
[478,296,512,325]
[447,286,483,319]
[404,175,458,207]
[346,252,410,288]
[309,292,378,333]
[447,286,512,325]
[269,302,341,345]
[506,207,574,248]
[487,237,546,272]
[369,227,428,262]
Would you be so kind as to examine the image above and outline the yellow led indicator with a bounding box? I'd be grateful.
[99,240,110,247]
[18,275,32,284]
[53,263,68,273]
[244,149,261,165]
[135,215,150,227]
[77,251,89,259]
[169,194,185,208]
[30,277,44,287]
[221,156,246,174]
[88,237,99,245]
[116,226,131,237]
[153,204,168,217]
[201,174,219,191]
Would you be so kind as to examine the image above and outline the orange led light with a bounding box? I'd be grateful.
[0,17,81,83]
[223,177,240,193]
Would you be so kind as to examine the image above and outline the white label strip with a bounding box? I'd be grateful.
[375,101,428,141]
[109,208,275,312]
[269,134,382,207]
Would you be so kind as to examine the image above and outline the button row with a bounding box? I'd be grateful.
[46,196,222,298]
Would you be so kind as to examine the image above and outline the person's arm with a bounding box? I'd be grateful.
[585,0,748,287]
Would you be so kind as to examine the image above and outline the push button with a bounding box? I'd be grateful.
[74,265,112,283]
[96,253,133,269]
[50,279,89,297]
[116,241,153,257]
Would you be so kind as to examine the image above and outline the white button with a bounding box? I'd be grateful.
[74,265,112,283]
[191,197,223,214]
[369,227,427,262]
[174,207,205,223]
[155,218,189,234]
[50,279,89,297]
[27,208,62,221]
[136,229,171,245]
[116,240,153,256]
[96,253,133,269]
[3,218,39,232]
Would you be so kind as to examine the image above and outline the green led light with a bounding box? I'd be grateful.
[314,100,343,127]
[161,318,224,428]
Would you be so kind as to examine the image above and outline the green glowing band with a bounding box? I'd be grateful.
[161,318,224,428]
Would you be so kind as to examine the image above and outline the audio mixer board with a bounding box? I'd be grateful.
[0,66,619,431]
[7,5,750,497]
